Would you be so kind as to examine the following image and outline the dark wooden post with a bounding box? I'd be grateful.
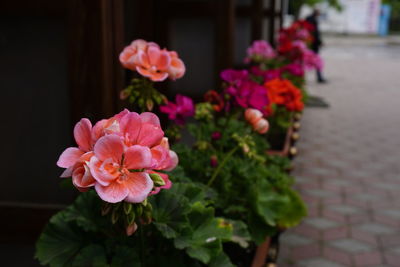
[215,0,235,73]
[251,0,263,41]
[68,0,125,122]
[269,0,277,45]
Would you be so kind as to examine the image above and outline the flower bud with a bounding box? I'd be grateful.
[210,155,218,167]
[254,118,269,134]
[126,222,138,236]
[244,108,263,124]
[120,89,130,100]
[150,173,166,187]
[242,144,250,154]
[211,131,222,140]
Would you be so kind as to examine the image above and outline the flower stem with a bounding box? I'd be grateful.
[207,146,239,187]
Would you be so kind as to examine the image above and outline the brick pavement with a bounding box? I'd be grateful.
[278,36,400,267]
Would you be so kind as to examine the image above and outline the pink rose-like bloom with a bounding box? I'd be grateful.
[57,110,178,203]
[244,108,269,134]
[119,39,185,82]
[245,40,276,63]
[160,94,194,125]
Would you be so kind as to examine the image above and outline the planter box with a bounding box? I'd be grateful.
[266,113,302,159]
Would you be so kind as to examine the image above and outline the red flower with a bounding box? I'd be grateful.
[264,78,304,112]
[204,90,225,112]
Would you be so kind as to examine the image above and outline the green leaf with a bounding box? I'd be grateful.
[227,219,251,248]
[63,191,108,232]
[150,188,190,239]
[209,252,235,267]
[276,189,307,228]
[174,202,232,264]
[110,246,141,267]
[35,212,87,266]
[72,244,108,267]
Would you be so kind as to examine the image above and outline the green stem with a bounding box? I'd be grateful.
[207,146,239,187]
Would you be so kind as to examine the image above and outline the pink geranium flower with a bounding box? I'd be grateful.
[160,94,194,125]
[245,40,276,63]
[167,51,186,80]
[57,110,177,203]
[119,39,185,82]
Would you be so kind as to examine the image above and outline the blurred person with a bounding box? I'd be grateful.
[306,8,327,83]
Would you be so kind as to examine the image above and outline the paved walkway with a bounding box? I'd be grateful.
[278,36,400,267]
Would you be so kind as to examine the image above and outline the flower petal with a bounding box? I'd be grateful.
[140,112,161,127]
[72,164,95,188]
[137,123,164,147]
[156,50,171,71]
[89,157,117,186]
[164,150,179,171]
[95,181,129,203]
[120,112,141,145]
[57,147,84,168]
[74,119,93,151]
[94,134,124,162]
[124,145,152,169]
[124,172,153,203]
[60,166,73,177]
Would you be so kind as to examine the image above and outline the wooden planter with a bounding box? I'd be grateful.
[251,232,282,267]
[251,113,303,266]
[266,113,302,159]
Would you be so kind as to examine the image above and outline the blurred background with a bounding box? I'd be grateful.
[1,0,399,266]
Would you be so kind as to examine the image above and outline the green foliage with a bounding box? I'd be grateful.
[173,115,306,247]
[36,180,237,266]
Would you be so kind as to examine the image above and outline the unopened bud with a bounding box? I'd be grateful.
[149,173,166,187]
[120,89,130,100]
[126,222,138,236]
[242,144,250,154]
[210,155,218,168]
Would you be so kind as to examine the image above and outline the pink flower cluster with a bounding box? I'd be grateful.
[221,69,270,114]
[119,39,185,82]
[245,40,276,63]
[250,62,305,84]
[292,41,323,71]
[244,108,269,134]
[160,94,194,125]
[57,110,178,203]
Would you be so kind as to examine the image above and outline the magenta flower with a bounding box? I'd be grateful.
[160,94,194,125]
[282,63,304,77]
[220,68,270,114]
[250,66,281,82]
[220,69,249,85]
[230,80,270,113]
